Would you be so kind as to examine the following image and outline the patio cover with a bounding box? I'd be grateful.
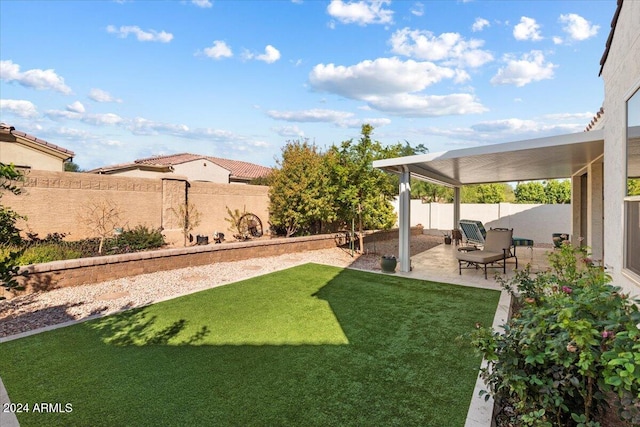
[373,129,606,272]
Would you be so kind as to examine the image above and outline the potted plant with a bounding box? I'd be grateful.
[380,255,397,273]
[443,232,452,245]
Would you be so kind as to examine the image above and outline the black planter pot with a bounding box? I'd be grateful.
[381,256,397,273]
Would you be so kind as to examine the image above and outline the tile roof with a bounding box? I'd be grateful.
[115,153,271,180]
[599,0,623,76]
[0,123,75,158]
[585,107,604,132]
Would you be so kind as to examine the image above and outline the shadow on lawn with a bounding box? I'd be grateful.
[89,307,210,346]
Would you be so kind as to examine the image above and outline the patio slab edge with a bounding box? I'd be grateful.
[464,289,512,427]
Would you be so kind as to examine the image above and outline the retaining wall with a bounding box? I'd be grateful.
[5,227,422,298]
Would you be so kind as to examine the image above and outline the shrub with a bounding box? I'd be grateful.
[17,244,83,265]
[472,243,640,426]
[106,225,165,253]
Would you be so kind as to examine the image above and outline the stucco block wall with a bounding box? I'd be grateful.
[2,170,270,245]
[0,141,64,171]
[602,0,640,295]
[188,181,270,237]
[394,200,571,245]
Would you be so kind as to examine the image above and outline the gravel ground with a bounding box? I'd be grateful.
[0,234,442,339]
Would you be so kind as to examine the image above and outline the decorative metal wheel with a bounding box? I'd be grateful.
[237,213,263,239]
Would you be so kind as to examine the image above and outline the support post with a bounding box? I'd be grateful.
[453,186,461,232]
[399,166,411,272]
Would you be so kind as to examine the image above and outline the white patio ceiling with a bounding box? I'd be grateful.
[373,129,606,187]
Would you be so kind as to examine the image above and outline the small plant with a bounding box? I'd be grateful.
[171,202,202,247]
[77,199,124,254]
[472,243,640,426]
[225,206,247,240]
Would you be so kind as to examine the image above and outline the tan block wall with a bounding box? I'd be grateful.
[188,181,270,238]
[1,170,270,245]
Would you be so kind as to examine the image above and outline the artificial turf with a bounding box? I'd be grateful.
[0,263,499,427]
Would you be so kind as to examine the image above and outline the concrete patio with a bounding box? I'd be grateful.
[398,242,553,291]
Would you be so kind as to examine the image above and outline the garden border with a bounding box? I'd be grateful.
[5,227,423,298]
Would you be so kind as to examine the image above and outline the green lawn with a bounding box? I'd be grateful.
[0,264,499,427]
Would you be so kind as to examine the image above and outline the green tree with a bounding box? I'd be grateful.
[0,163,26,297]
[328,124,397,252]
[514,181,546,203]
[544,179,571,203]
[462,184,509,203]
[64,161,82,172]
[628,178,640,196]
[411,181,453,202]
[268,140,335,237]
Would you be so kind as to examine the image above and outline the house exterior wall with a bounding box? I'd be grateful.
[102,169,169,179]
[0,141,65,171]
[2,170,270,246]
[602,0,640,295]
[172,159,230,183]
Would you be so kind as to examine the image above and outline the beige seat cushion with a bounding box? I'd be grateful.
[456,250,504,264]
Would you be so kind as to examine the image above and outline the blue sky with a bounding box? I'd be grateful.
[0,0,613,170]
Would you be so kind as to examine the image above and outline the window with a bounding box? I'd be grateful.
[625,87,640,276]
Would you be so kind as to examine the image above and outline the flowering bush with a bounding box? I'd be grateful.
[472,243,640,426]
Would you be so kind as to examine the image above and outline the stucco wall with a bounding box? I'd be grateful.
[602,0,640,296]
[173,159,230,183]
[2,170,270,245]
[0,141,64,171]
[392,200,571,245]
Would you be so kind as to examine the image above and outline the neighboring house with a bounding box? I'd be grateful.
[0,123,74,171]
[89,153,272,184]
[374,0,640,296]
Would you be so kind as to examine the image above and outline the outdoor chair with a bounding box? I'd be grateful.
[458,219,534,258]
[456,228,517,279]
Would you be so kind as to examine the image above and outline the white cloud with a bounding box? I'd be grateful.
[267,108,354,123]
[490,51,556,87]
[256,45,281,63]
[552,36,563,45]
[46,109,124,126]
[0,60,72,94]
[471,18,490,32]
[66,101,85,113]
[410,2,424,17]
[106,25,173,43]
[327,0,393,26]
[243,45,281,63]
[365,93,487,117]
[272,125,306,137]
[559,13,599,41]
[339,117,391,128]
[542,112,595,121]
[389,28,493,68]
[88,88,122,103]
[0,99,39,118]
[191,0,212,8]
[203,41,233,59]
[310,57,456,99]
[513,16,542,41]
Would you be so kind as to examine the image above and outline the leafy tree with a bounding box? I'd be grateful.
[328,124,397,252]
[462,183,509,203]
[64,161,83,172]
[628,178,640,196]
[544,179,571,203]
[0,163,26,297]
[514,181,546,203]
[268,140,335,237]
[411,181,453,202]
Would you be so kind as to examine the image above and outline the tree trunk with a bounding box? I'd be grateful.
[358,203,364,254]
